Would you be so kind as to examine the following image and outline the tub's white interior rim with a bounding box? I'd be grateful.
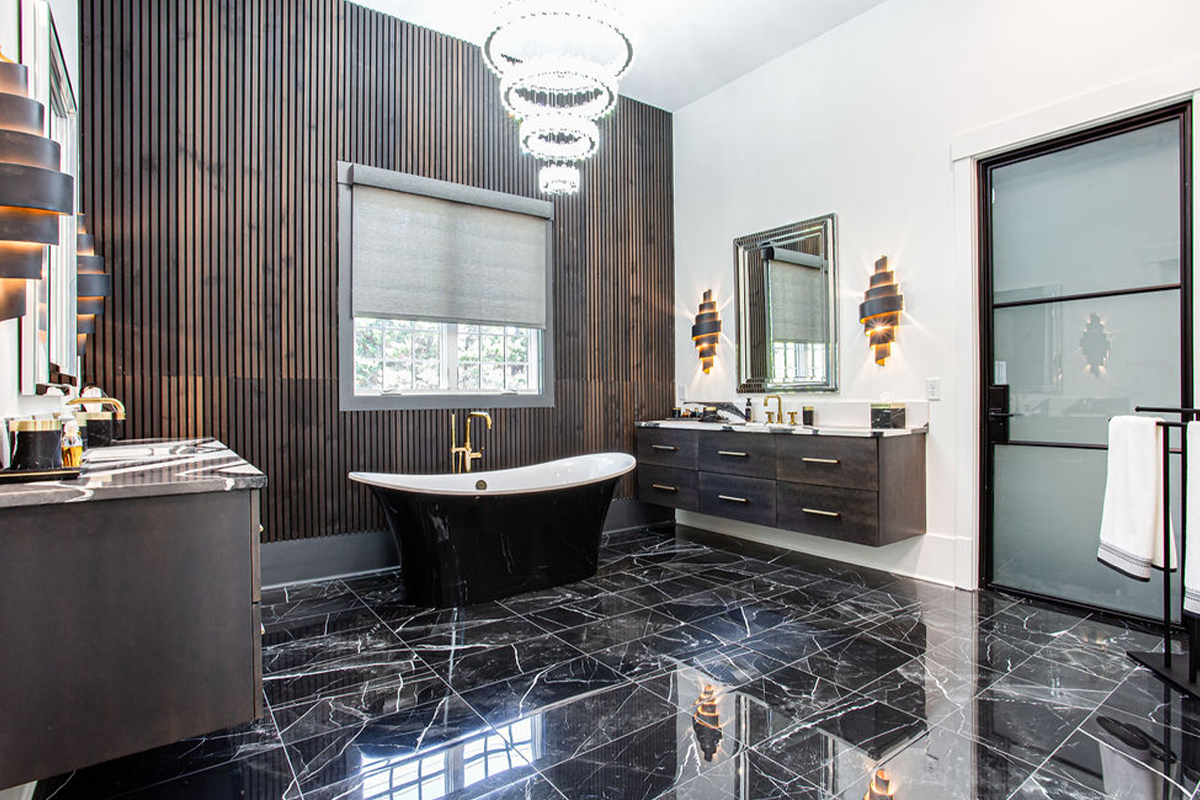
[349,452,637,497]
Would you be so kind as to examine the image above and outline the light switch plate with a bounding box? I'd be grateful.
[925,378,942,401]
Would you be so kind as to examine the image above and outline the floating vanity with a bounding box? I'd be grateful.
[635,421,926,547]
[0,438,265,788]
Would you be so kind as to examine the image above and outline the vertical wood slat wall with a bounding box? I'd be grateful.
[79,0,675,543]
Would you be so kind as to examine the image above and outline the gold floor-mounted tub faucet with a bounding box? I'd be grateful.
[450,410,493,474]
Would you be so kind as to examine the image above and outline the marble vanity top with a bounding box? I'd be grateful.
[0,437,267,509]
[635,419,928,437]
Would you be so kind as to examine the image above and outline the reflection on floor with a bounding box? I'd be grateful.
[33,524,1200,799]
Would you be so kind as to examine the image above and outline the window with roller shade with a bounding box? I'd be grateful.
[337,164,555,410]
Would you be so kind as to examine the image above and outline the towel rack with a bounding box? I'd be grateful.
[1125,405,1200,698]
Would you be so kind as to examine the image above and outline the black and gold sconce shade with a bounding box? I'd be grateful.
[858,255,903,365]
[691,684,723,763]
[691,289,721,374]
[0,58,74,320]
[76,214,109,354]
[865,769,895,800]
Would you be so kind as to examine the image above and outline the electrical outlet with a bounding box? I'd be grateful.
[925,378,942,401]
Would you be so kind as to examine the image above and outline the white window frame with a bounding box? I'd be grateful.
[337,163,555,410]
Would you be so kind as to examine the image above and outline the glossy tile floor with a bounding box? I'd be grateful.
[34,525,1200,799]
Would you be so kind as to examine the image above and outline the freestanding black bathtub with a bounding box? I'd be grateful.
[350,453,636,607]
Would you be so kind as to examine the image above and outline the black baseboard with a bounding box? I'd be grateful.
[260,498,672,587]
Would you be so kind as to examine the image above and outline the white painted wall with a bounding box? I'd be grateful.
[0,0,78,435]
[673,0,1200,587]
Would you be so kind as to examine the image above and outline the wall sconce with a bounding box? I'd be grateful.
[1079,312,1110,377]
[0,57,74,320]
[858,255,903,365]
[691,289,721,374]
[865,769,895,799]
[76,214,110,355]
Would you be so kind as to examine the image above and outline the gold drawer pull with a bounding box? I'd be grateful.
[718,450,749,457]
[651,484,678,492]
[651,444,678,451]
[801,457,841,464]
[802,507,841,518]
[718,494,749,503]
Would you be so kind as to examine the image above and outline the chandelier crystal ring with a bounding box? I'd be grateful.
[519,115,599,162]
[499,60,618,121]
[483,1,633,81]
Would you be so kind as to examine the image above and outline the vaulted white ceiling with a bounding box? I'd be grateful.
[351,0,889,111]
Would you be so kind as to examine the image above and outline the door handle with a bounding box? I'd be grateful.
[651,484,678,492]
[718,450,749,457]
[802,507,841,518]
[718,495,749,503]
[651,444,677,451]
[801,457,840,464]
[988,411,1017,418]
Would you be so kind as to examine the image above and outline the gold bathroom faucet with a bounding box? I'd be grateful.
[764,395,783,425]
[450,411,493,474]
[65,395,126,420]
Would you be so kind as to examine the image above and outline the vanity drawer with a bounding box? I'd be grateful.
[699,472,776,527]
[697,432,776,478]
[636,428,698,469]
[776,435,878,490]
[776,482,879,545]
[637,465,698,511]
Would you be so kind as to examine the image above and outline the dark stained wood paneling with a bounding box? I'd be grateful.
[79,0,675,542]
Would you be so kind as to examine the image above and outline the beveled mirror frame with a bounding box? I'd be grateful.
[735,213,838,393]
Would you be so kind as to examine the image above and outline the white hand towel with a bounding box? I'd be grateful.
[1186,421,1200,616]
[1098,415,1176,579]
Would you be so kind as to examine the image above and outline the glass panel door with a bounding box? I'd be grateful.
[982,105,1191,619]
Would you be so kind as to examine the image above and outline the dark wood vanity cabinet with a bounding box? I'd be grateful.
[635,426,925,547]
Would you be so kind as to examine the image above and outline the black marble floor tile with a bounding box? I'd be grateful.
[523,590,646,631]
[281,694,502,797]
[755,692,927,778]
[261,620,426,709]
[738,616,860,666]
[456,654,628,731]
[555,607,683,653]
[425,631,587,694]
[30,716,288,800]
[591,625,725,680]
[1037,722,1197,799]
[800,632,917,694]
[39,523,1167,800]
[863,724,1040,800]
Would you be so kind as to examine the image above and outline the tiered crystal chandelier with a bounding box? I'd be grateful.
[483,0,633,195]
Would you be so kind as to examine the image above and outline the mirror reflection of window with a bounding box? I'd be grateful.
[734,214,838,393]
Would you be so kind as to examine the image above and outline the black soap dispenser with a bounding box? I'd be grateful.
[744,398,752,422]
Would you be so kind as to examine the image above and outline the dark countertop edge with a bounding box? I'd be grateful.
[634,420,929,437]
[0,475,268,510]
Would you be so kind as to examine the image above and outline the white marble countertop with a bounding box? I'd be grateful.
[0,437,267,509]
[635,420,928,437]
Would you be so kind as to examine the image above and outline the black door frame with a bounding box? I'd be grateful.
[977,101,1194,621]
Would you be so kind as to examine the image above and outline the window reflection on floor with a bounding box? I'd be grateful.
[358,718,538,800]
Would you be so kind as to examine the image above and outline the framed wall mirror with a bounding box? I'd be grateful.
[735,213,838,393]
[20,0,77,394]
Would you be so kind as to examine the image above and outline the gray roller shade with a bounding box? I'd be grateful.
[765,247,827,344]
[351,184,549,329]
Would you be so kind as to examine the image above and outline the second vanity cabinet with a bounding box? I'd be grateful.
[636,424,926,547]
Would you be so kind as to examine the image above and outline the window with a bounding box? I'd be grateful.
[338,163,555,410]
[352,318,542,396]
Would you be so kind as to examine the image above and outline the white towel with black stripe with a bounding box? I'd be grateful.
[1098,415,1176,579]
[1186,421,1200,616]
